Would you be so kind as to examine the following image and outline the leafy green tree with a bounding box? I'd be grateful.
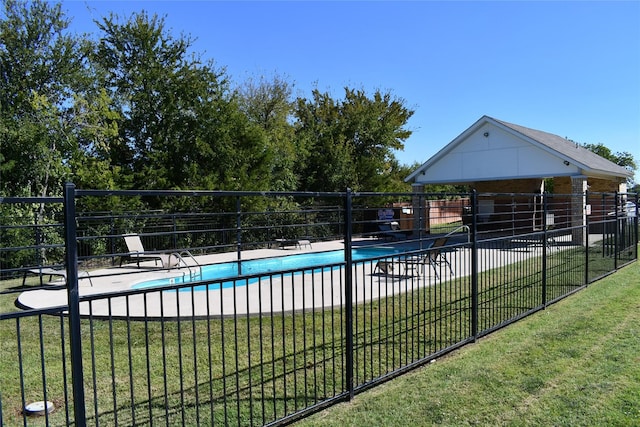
[379,161,415,193]
[237,73,297,191]
[94,11,204,189]
[92,11,273,194]
[293,90,349,191]
[582,142,637,186]
[0,0,86,266]
[341,88,413,190]
[0,0,83,197]
[293,88,414,192]
[69,88,124,190]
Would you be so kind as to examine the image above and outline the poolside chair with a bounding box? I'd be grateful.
[273,238,313,250]
[22,267,93,286]
[404,237,453,279]
[374,259,396,275]
[121,234,177,268]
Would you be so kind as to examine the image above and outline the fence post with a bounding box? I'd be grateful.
[585,191,590,285]
[601,193,606,256]
[542,192,548,307]
[634,193,639,260]
[614,191,619,270]
[343,188,354,400]
[64,182,86,426]
[470,190,478,341]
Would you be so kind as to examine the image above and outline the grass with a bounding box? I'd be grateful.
[0,241,636,426]
[429,220,464,235]
[297,259,640,426]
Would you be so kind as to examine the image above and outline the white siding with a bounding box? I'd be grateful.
[416,123,580,183]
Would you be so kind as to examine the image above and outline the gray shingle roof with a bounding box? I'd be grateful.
[491,117,632,178]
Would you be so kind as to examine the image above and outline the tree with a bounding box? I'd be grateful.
[293,90,348,191]
[0,0,84,197]
[92,11,273,194]
[582,142,637,186]
[94,11,203,189]
[237,73,298,191]
[0,0,93,266]
[293,88,414,192]
[342,88,413,191]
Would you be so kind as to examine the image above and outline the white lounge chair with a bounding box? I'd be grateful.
[121,234,178,268]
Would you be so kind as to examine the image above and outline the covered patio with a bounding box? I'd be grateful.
[406,116,634,243]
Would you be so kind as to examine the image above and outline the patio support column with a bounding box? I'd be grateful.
[571,176,588,246]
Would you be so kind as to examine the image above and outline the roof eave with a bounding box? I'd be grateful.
[405,115,634,183]
[581,167,633,180]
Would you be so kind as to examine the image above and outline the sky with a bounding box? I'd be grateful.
[59,1,640,172]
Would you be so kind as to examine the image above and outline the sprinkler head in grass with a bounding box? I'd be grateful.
[24,400,55,416]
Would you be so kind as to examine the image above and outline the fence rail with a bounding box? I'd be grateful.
[0,186,637,426]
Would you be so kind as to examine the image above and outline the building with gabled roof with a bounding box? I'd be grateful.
[406,116,633,243]
[406,115,632,189]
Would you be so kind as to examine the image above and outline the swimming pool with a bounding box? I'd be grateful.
[132,246,408,291]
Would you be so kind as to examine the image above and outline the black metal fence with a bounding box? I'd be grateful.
[0,185,637,426]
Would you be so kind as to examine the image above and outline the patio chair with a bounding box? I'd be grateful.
[23,267,93,286]
[374,259,396,275]
[121,234,177,268]
[404,237,453,279]
[274,238,311,249]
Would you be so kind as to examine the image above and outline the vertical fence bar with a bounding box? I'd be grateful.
[585,191,590,285]
[236,195,242,275]
[614,191,619,270]
[417,193,425,250]
[172,213,178,249]
[343,189,354,400]
[33,209,43,275]
[470,190,479,341]
[542,192,548,307]
[64,182,86,426]
[634,194,639,260]
[601,193,606,256]
[110,217,116,266]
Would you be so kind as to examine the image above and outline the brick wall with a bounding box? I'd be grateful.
[427,199,469,225]
[473,178,543,194]
[553,176,572,194]
[554,176,622,194]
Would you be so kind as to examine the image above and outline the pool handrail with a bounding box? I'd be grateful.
[171,250,202,280]
[445,224,471,242]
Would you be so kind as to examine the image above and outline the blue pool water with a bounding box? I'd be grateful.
[132,246,407,291]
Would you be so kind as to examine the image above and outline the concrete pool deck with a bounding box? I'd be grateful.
[16,235,582,319]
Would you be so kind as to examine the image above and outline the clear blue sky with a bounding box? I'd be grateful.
[61,1,640,172]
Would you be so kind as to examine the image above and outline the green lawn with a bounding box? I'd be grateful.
[297,259,640,426]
